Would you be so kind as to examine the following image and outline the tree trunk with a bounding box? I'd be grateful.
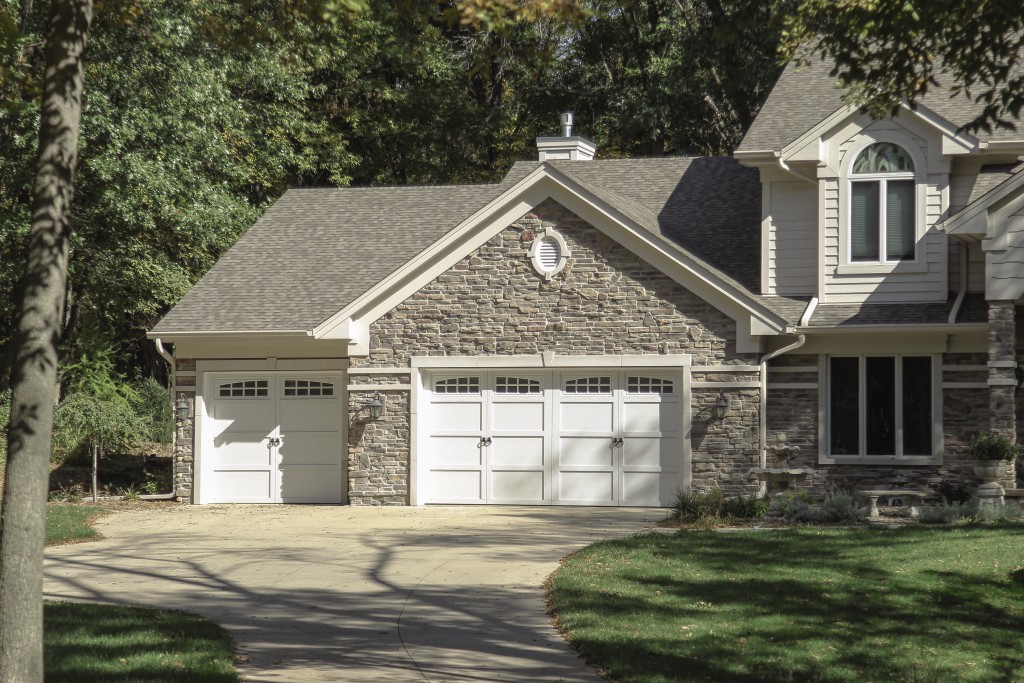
[91,442,98,504]
[0,1,94,681]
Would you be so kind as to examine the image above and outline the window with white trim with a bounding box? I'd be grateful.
[218,379,269,398]
[282,379,335,397]
[495,376,541,394]
[626,376,675,394]
[849,142,916,263]
[563,376,611,394]
[828,355,934,459]
[434,377,480,394]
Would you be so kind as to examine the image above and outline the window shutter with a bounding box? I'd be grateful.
[851,182,880,261]
[885,180,915,260]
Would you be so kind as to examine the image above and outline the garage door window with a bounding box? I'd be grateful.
[495,376,541,394]
[282,379,335,397]
[218,379,269,398]
[627,376,674,394]
[564,376,611,394]
[434,376,480,394]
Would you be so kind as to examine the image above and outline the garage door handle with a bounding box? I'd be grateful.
[611,437,623,447]
[478,437,492,447]
[268,437,281,447]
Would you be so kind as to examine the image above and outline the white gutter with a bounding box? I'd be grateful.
[758,332,808,496]
[948,240,969,324]
[776,154,818,185]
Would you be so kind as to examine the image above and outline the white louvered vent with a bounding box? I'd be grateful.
[537,238,561,270]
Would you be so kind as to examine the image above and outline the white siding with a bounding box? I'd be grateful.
[766,181,817,295]
[989,210,1024,300]
[822,120,949,303]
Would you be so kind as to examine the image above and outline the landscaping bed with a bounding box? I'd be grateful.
[549,526,1024,682]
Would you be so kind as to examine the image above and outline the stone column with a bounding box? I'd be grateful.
[987,301,1018,493]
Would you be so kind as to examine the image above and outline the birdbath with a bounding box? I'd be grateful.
[749,433,814,493]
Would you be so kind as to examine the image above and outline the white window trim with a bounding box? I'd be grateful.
[528,226,570,280]
[818,353,942,465]
[838,135,927,272]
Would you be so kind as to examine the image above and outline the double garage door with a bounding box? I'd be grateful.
[201,374,345,504]
[424,371,682,506]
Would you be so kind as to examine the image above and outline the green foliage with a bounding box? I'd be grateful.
[0,389,9,462]
[821,489,869,524]
[723,493,770,520]
[670,488,768,525]
[931,474,974,504]
[918,500,977,525]
[970,432,1023,462]
[131,377,173,444]
[52,393,147,465]
[766,488,814,517]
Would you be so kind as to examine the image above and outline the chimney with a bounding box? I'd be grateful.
[536,112,596,161]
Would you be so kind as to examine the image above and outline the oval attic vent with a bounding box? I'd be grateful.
[537,237,561,271]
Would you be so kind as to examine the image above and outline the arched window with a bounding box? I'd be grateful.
[849,142,916,262]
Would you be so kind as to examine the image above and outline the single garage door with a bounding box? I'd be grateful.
[202,374,345,504]
[424,371,681,506]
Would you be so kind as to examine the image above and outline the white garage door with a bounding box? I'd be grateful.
[202,375,345,504]
[424,371,681,506]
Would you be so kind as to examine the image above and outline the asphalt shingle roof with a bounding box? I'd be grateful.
[739,57,1024,153]
[807,294,987,327]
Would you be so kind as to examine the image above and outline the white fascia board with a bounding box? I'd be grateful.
[781,105,856,162]
[315,165,787,344]
[944,170,1024,235]
[797,323,988,334]
[145,329,311,340]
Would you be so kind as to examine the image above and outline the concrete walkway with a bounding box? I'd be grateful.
[44,505,660,682]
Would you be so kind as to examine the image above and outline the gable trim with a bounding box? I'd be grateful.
[312,164,789,352]
[943,168,1024,235]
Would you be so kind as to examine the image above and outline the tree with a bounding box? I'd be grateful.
[783,1,1024,133]
[0,0,94,680]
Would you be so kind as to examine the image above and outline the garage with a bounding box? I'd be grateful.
[423,370,682,506]
[200,374,345,504]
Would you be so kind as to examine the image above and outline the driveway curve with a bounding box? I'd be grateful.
[44,505,660,682]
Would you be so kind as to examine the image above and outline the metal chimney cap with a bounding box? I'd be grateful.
[560,112,574,137]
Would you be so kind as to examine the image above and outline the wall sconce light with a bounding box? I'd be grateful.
[713,393,729,421]
[175,393,190,422]
[366,392,384,420]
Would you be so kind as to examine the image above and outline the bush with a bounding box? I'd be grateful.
[781,499,829,524]
[821,490,869,523]
[131,377,173,444]
[918,500,977,524]
[670,489,768,526]
[931,475,973,504]
[970,432,1023,462]
[723,493,770,520]
[0,389,9,462]
[767,489,815,518]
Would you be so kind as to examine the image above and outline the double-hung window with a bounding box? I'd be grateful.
[849,142,916,263]
[827,355,936,461]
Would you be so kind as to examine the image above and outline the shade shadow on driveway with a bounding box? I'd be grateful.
[44,505,660,682]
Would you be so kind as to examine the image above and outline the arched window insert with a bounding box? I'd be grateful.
[850,143,916,263]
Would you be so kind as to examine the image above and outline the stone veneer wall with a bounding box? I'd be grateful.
[348,199,760,504]
[173,358,196,502]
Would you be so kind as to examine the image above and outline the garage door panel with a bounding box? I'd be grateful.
[559,471,613,503]
[559,437,614,466]
[623,436,680,468]
[492,402,544,431]
[430,437,483,467]
[432,402,483,432]
[209,470,273,502]
[622,471,674,506]
[432,471,484,502]
[212,401,274,424]
[622,402,678,434]
[559,402,613,432]
[278,434,341,466]
[211,435,273,466]
[491,436,544,466]
[279,400,340,426]
[279,465,343,503]
[490,470,544,501]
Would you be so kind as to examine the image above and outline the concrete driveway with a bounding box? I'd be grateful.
[44,505,661,682]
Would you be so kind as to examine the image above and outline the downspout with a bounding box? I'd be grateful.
[154,338,175,368]
[758,330,808,496]
[948,240,969,324]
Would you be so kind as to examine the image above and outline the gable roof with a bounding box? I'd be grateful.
[152,157,807,337]
[739,56,1024,154]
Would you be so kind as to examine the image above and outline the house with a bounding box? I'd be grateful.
[150,61,1023,506]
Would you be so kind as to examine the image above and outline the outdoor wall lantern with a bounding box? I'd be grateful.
[713,393,729,421]
[366,392,385,420]
[175,393,189,422]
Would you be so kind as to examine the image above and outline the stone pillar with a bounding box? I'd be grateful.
[173,391,195,503]
[987,300,1017,492]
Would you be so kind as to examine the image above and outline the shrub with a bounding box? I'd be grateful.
[670,488,725,524]
[723,493,770,520]
[0,389,9,462]
[767,489,815,518]
[822,490,869,523]
[975,502,1024,523]
[781,499,829,524]
[931,475,973,504]
[970,432,1023,462]
[131,376,173,444]
[918,500,977,524]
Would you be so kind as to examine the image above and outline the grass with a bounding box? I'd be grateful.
[45,602,239,682]
[549,526,1024,682]
[46,504,107,545]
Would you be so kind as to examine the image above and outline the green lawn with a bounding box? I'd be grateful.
[549,526,1024,682]
[45,602,239,682]
[46,504,107,545]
